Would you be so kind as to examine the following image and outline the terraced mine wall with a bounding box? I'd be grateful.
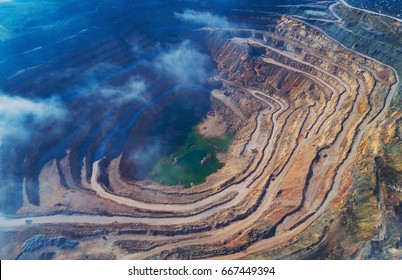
[1,1,400,260]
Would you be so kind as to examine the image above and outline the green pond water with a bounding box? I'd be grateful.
[148,128,233,187]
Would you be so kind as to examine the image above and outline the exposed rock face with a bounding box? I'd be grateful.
[22,235,79,252]
[1,2,400,260]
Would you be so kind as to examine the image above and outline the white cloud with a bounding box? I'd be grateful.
[175,9,232,28]
[0,94,65,144]
[97,78,147,102]
[155,40,210,84]
[70,63,148,104]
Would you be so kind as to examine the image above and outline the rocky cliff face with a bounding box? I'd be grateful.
[282,1,402,259]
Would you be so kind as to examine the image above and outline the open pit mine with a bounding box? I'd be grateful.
[0,0,401,260]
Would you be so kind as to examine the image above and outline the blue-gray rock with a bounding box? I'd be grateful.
[22,235,79,252]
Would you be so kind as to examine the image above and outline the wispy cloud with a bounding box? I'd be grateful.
[0,93,66,144]
[63,61,149,105]
[174,9,232,28]
[87,77,148,104]
[155,40,210,84]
